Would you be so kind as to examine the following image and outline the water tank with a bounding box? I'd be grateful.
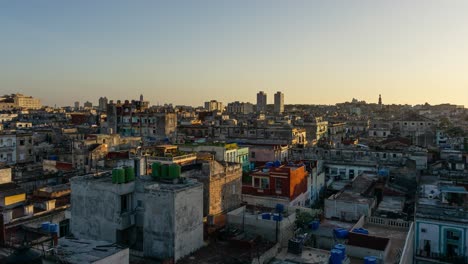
[272,213,283,221]
[266,162,274,168]
[41,222,50,231]
[334,244,346,260]
[353,228,369,235]
[161,164,169,178]
[152,162,161,178]
[49,155,58,161]
[275,204,284,213]
[124,166,135,182]
[330,249,343,264]
[118,168,126,183]
[49,223,59,234]
[274,160,281,167]
[308,220,320,230]
[112,169,118,184]
[261,213,271,220]
[168,164,181,179]
[288,238,304,254]
[334,228,349,239]
[364,256,377,264]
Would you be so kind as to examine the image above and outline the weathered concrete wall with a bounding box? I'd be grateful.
[242,194,290,209]
[174,184,204,261]
[324,198,373,221]
[205,162,242,216]
[227,206,296,246]
[70,176,135,243]
[143,185,176,259]
[186,161,242,217]
[143,182,204,261]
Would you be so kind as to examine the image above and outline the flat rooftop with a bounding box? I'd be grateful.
[178,240,275,264]
[50,237,128,264]
[364,223,408,264]
[72,173,202,192]
[271,247,330,264]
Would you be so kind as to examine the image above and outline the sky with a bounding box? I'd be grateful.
[1,0,468,107]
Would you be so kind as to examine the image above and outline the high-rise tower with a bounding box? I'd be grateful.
[274,91,284,114]
[256,91,267,112]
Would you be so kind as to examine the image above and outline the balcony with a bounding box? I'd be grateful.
[0,144,15,151]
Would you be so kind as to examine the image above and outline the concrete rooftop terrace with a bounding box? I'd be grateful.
[72,173,202,192]
[50,237,128,264]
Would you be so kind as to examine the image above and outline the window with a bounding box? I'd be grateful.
[339,169,346,177]
[20,140,25,146]
[260,178,269,189]
[251,152,256,158]
[275,179,283,191]
[120,193,132,214]
[421,228,426,233]
[447,230,460,240]
[254,178,260,188]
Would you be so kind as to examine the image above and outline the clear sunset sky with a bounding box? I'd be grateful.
[1,1,468,107]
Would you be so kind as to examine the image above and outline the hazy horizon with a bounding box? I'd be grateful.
[2,1,468,107]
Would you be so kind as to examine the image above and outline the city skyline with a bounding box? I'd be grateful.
[2,1,468,106]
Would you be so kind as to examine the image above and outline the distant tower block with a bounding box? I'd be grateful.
[378,94,382,106]
[140,94,144,102]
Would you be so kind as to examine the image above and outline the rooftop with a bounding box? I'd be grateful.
[46,237,128,264]
[270,247,330,264]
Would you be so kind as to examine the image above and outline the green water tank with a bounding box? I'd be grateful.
[116,168,125,184]
[169,164,181,179]
[161,164,169,178]
[124,167,135,182]
[112,169,118,184]
[151,162,161,178]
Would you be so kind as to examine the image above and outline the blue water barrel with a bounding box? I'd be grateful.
[330,249,343,264]
[308,220,320,230]
[275,204,284,213]
[353,228,369,235]
[364,256,377,264]
[262,213,271,220]
[334,244,346,260]
[334,228,349,239]
[273,214,283,221]
[49,155,58,161]
[266,162,274,168]
[41,222,50,231]
[49,223,59,234]
[274,160,281,167]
